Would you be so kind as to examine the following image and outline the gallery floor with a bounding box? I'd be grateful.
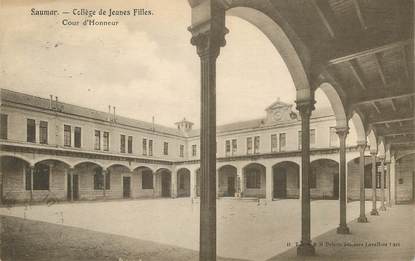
[0,198,412,261]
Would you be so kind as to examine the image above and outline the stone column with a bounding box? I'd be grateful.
[357,143,368,223]
[379,158,386,211]
[102,169,107,199]
[336,127,350,234]
[68,168,74,201]
[189,5,227,259]
[29,166,34,201]
[153,173,157,197]
[370,152,379,215]
[296,100,315,256]
[266,165,273,201]
[386,161,392,207]
[237,167,243,198]
[172,170,178,198]
[390,155,396,205]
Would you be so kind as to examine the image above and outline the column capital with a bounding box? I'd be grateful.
[356,141,366,150]
[190,27,228,58]
[295,100,315,118]
[335,126,349,135]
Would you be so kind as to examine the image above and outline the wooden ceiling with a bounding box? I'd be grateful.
[267,0,414,151]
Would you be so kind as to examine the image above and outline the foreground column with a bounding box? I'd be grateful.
[189,6,227,260]
[357,143,368,223]
[296,100,315,256]
[379,158,386,211]
[370,153,379,215]
[386,162,391,207]
[336,127,350,234]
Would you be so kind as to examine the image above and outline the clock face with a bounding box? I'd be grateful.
[272,111,282,121]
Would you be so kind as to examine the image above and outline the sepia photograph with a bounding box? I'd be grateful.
[0,0,414,260]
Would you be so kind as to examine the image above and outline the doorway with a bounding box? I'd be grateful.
[67,174,79,201]
[123,176,131,198]
[227,176,236,197]
[161,173,171,197]
[274,168,287,198]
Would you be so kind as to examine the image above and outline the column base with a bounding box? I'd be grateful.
[379,206,387,211]
[297,242,315,256]
[357,216,368,223]
[370,209,379,215]
[336,225,350,234]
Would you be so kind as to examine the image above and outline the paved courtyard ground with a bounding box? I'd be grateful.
[0,198,410,261]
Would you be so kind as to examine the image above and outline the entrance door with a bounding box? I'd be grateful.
[161,174,171,197]
[274,168,287,198]
[123,176,131,198]
[227,176,236,197]
[333,173,339,200]
[68,174,79,200]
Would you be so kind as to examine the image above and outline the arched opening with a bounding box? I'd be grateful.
[73,162,103,201]
[272,161,299,199]
[156,168,172,198]
[0,156,30,204]
[310,159,339,200]
[242,163,266,198]
[218,165,237,197]
[133,166,154,198]
[395,154,414,203]
[177,168,191,197]
[107,164,131,199]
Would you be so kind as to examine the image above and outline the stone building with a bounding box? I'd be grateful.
[0,88,413,204]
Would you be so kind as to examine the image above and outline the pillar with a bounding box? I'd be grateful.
[296,100,315,256]
[190,169,196,198]
[266,165,273,201]
[189,3,227,259]
[102,169,107,199]
[29,166,34,202]
[386,161,391,207]
[237,167,243,198]
[379,158,386,211]
[336,127,350,234]
[390,155,396,205]
[172,170,177,198]
[68,168,74,201]
[357,142,368,223]
[370,152,379,215]
[153,172,157,197]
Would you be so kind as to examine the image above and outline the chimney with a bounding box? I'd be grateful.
[113,106,116,122]
[49,95,53,109]
[108,105,111,122]
[55,96,60,111]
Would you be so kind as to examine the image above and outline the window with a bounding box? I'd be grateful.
[128,136,133,154]
[94,169,104,190]
[94,130,101,150]
[27,119,36,143]
[120,135,126,153]
[225,140,231,156]
[329,127,338,147]
[310,129,316,146]
[105,171,111,190]
[148,139,153,156]
[271,134,278,152]
[279,133,286,151]
[39,121,48,144]
[25,164,50,190]
[64,125,71,147]
[74,127,81,148]
[142,138,147,155]
[142,170,153,189]
[1,114,8,139]
[231,139,237,155]
[103,131,109,151]
[192,144,197,157]
[247,137,253,154]
[180,144,184,157]
[246,170,261,188]
[254,136,260,154]
[163,142,169,155]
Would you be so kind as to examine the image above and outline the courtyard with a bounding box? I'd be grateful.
[0,198,402,260]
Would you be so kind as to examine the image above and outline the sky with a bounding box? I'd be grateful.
[0,0,332,128]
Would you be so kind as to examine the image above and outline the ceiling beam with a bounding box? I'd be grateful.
[352,91,415,107]
[374,53,387,87]
[371,116,415,125]
[372,102,381,114]
[328,40,411,65]
[351,0,367,30]
[384,131,415,137]
[400,46,410,79]
[390,99,397,112]
[311,0,335,39]
[349,60,367,90]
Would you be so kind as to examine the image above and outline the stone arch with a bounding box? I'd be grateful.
[226,6,312,102]
[310,159,339,200]
[177,168,191,197]
[73,160,105,170]
[272,161,300,199]
[377,139,386,158]
[350,111,367,144]
[218,165,238,197]
[316,82,347,128]
[132,165,156,173]
[155,168,172,198]
[396,151,415,161]
[367,129,378,154]
[242,162,266,198]
[106,163,132,172]
[0,154,33,166]
[0,155,31,203]
[34,158,72,169]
